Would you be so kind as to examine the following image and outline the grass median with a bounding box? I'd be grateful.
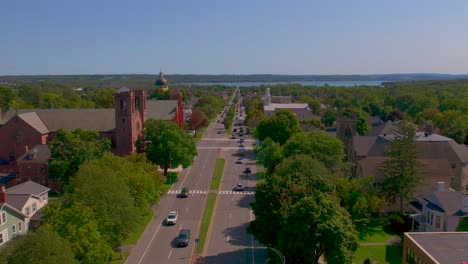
[196,158,225,254]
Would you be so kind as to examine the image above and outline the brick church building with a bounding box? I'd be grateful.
[0,84,184,188]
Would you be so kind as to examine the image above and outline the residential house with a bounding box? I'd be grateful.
[409,182,468,232]
[0,181,49,247]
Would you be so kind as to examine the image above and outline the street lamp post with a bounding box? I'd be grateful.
[265,247,285,264]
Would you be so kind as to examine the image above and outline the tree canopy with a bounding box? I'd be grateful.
[257,110,301,145]
[379,122,421,212]
[142,120,197,176]
[48,129,111,186]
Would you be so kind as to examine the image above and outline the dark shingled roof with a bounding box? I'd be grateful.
[424,190,467,215]
[287,108,321,122]
[5,194,30,212]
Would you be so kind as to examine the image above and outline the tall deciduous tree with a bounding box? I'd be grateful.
[257,110,301,145]
[279,194,359,264]
[44,202,113,264]
[249,155,358,264]
[282,131,344,171]
[256,138,283,176]
[48,129,110,186]
[0,225,77,264]
[142,120,197,176]
[188,109,208,130]
[379,122,421,212]
[434,110,468,144]
[67,158,140,246]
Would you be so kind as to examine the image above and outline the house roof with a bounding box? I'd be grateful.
[353,136,378,157]
[300,123,320,132]
[5,194,31,212]
[405,232,468,263]
[17,144,50,163]
[146,100,178,120]
[6,180,50,196]
[264,103,308,112]
[366,120,399,137]
[367,116,384,128]
[18,112,49,134]
[0,203,27,218]
[287,108,321,121]
[357,157,454,197]
[424,190,465,215]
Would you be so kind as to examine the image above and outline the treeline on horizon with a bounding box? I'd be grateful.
[1,73,468,88]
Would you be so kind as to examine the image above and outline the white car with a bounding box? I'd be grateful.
[166,211,178,225]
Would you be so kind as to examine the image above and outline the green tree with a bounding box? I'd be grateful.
[249,155,333,247]
[142,120,197,176]
[457,218,468,231]
[257,110,301,145]
[256,138,283,175]
[278,194,359,264]
[379,122,421,212]
[0,225,77,264]
[44,202,113,264]
[434,110,468,144]
[282,131,344,171]
[48,129,111,186]
[67,159,140,246]
[321,108,337,126]
[335,177,383,228]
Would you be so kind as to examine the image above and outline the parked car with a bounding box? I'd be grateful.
[166,211,178,225]
[179,187,189,198]
[245,167,251,173]
[235,183,245,191]
[177,229,191,247]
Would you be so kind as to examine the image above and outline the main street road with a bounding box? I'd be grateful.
[127,90,266,264]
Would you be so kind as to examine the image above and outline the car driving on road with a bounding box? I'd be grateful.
[166,211,178,225]
[235,183,245,191]
[236,158,243,164]
[179,187,189,198]
[177,229,191,247]
[244,167,251,173]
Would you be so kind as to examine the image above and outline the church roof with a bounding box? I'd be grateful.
[146,100,178,121]
[1,100,178,133]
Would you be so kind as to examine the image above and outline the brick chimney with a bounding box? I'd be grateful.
[425,123,433,137]
[0,185,6,204]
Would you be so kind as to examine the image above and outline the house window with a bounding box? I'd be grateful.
[32,203,37,213]
[435,215,441,228]
[18,222,22,232]
[0,232,3,244]
[25,207,30,216]
[1,212,6,224]
[12,224,15,234]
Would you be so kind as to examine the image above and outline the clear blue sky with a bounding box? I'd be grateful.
[1,0,468,75]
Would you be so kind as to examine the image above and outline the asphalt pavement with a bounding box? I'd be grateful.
[126,91,266,264]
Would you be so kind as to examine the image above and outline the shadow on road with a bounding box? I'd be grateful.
[201,248,267,264]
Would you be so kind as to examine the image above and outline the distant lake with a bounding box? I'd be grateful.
[181,80,390,87]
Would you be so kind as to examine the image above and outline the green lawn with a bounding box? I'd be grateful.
[353,217,403,264]
[353,244,402,264]
[195,193,218,254]
[210,158,225,190]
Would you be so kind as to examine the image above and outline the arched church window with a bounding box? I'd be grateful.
[120,99,127,113]
[135,96,140,112]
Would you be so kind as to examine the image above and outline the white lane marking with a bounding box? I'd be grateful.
[186,207,189,213]
[230,212,232,219]
[227,235,230,242]
[168,250,172,259]
[137,220,163,264]
[178,166,192,191]
[179,224,183,230]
